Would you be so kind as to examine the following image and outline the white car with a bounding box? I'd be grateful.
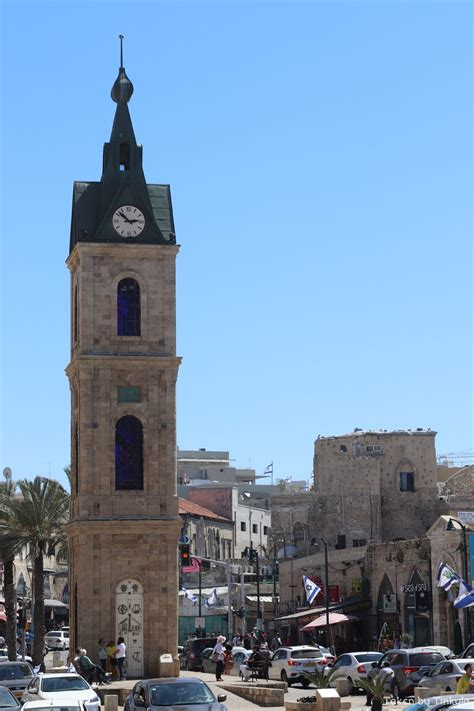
[21,674,100,710]
[327,652,383,692]
[23,701,94,711]
[419,658,474,694]
[44,632,69,651]
[268,646,327,687]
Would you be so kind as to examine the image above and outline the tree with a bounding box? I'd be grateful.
[0,475,18,661]
[0,477,69,665]
[355,674,388,711]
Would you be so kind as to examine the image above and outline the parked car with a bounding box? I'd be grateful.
[124,678,228,711]
[0,662,35,700]
[22,699,85,711]
[449,703,474,711]
[317,645,336,667]
[404,694,474,711]
[327,652,383,693]
[180,638,218,671]
[417,647,455,660]
[378,648,445,699]
[418,658,474,694]
[0,685,20,709]
[268,646,327,687]
[44,631,69,651]
[461,645,474,659]
[21,674,100,709]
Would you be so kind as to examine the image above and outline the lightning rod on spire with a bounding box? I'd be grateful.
[119,34,124,68]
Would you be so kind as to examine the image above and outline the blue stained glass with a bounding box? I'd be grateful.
[115,415,144,490]
[117,278,141,336]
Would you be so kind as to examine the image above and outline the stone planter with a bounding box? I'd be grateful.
[285,701,318,711]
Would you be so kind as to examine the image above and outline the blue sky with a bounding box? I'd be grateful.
[1,1,472,489]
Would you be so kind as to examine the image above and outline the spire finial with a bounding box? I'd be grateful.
[111,35,133,104]
[119,34,124,69]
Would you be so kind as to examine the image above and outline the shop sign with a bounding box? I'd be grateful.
[351,578,363,593]
[383,593,397,613]
[400,582,429,592]
[328,585,340,602]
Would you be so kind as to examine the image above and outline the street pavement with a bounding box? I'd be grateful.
[44,652,407,711]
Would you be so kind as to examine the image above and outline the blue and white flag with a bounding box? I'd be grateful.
[205,588,218,609]
[437,562,459,590]
[454,579,474,609]
[181,587,198,605]
[264,463,273,476]
[303,575,321,605]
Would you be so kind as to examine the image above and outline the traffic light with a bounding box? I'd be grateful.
[180,543,190,568]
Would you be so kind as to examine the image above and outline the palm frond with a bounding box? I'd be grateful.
[355,675,386,700]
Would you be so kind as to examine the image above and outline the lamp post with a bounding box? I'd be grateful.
[321,537,330,648]
[242,545,261,630]
[447,518,472,643]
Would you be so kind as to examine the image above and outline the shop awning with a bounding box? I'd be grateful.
[44,599,68,608]
[302,612,358,630]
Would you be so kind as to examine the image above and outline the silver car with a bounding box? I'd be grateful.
[419,658,474,694]
[327,652,383,693]
[269,646,327,687]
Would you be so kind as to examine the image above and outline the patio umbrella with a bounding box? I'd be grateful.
[301,612,358,630]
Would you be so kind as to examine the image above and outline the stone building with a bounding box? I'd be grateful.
[66,57,181,676]
[179,498,234,560]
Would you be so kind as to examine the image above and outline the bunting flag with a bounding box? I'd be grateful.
[454,579,474,609]
[205,588,218,609]
[437,562,459,590]
[303,575,321,605]
[181,587,198,605]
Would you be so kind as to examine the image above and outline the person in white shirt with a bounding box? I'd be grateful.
[116,636,127,680]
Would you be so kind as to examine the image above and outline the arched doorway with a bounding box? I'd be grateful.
[116,579,144,677]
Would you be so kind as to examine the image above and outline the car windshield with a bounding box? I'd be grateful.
[41,677,89,692]
[150,682,215,706]
[0,665,32,680]
[291,650,323,659]
[411,654,444,666]
[46,633,61,638]
[355,654,382,662]
[0,687,18,707]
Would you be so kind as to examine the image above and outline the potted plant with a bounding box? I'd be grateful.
[400,632,414,649]
[355,676,386,711]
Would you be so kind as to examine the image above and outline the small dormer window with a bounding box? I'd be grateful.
[119,142,130,171]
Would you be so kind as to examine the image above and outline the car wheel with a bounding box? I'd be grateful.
[302,679,310,689]
[281,670,291,686]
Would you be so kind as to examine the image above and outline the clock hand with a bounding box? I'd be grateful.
[118,211,132,223]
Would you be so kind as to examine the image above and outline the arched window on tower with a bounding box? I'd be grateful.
[115,415,143,490]
[119,142,130,171]
[117,278,141,336]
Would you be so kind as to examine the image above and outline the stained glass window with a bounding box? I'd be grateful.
[117,278,141,336]
[115,415,144,490]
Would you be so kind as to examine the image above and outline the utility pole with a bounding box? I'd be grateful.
[321,537,330,648]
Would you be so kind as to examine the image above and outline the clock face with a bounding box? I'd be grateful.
[113,205,146,237]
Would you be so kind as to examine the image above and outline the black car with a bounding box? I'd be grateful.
[180,638,218,672]
[378,648,445,699]
[124,678,227,711]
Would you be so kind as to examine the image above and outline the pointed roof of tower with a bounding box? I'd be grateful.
[69,36,176,253]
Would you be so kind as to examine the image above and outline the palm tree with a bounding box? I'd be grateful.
[0,475,18,661]
[0,477,69,665]
[355,674,387,711]
[301,668,329,690]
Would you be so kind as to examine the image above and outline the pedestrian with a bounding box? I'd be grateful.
[106,639,118,679]
[456,663,474,694]
[116,636,127,681]
[211,635,226,682]
[224,644,233,675]
[240,644,264,681]
[271,635,282,651]
[74,648,111,686]
[97,639,107,673]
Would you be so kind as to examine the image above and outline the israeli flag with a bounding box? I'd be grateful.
[205,588,218,609]
[181,587,198,605]
[437,562,459,590]
[303,575,321,605]
[454,579,474,609]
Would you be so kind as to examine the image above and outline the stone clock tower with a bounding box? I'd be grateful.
[66,51,181,677]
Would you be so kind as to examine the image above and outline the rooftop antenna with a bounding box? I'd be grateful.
[119,34,124,68]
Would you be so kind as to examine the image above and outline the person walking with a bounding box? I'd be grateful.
[106,640,118,679]
[212,635,226,682]
[97,639,107,673]
[116,636,127,681]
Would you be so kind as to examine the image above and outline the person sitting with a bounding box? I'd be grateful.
[74,648,111,685]
[240,645,268,681]
[456,663,474,694]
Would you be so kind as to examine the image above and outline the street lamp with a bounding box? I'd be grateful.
[242,545,261,629]
[321,537,330,648]
[446,518,472,643]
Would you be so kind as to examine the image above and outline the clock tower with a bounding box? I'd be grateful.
[66,46,181,677]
